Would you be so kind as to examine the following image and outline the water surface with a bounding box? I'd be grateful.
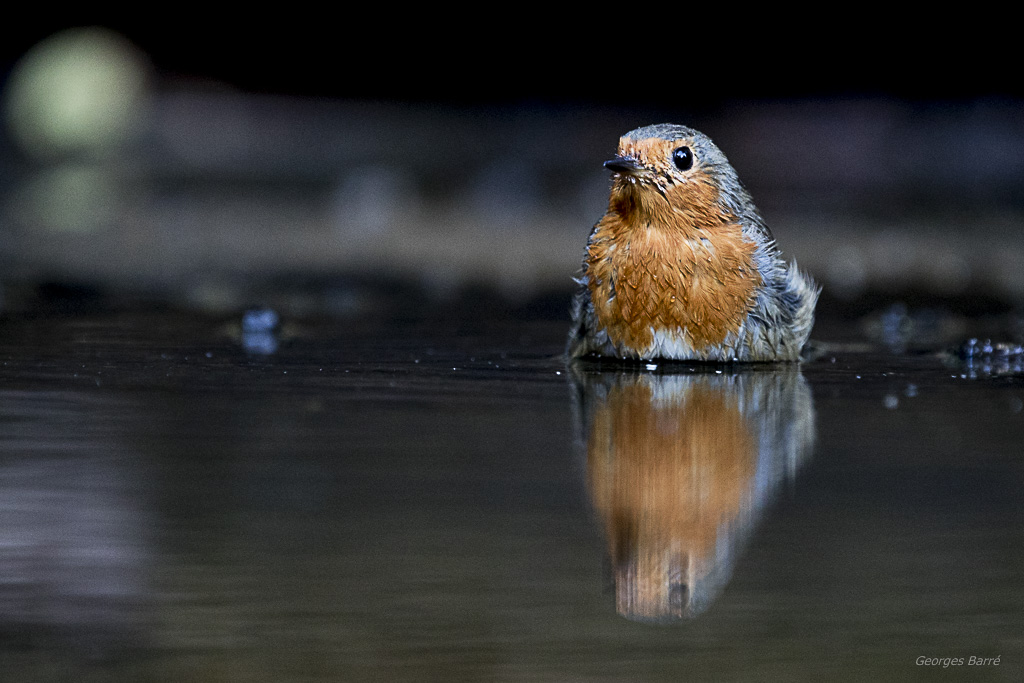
[0,310,1020,681]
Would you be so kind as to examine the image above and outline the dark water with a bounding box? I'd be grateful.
[0,309,1021,681]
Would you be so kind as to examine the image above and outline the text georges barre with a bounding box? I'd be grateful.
[916,656,1000,667]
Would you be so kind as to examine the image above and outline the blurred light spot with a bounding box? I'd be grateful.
[241,308,280,355]
[242,307,280,333]
[242,330,279,355]
[876,302,911,351]
[3,27,151,158]
[883,394,899,409]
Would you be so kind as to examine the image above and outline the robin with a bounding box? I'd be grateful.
[575,366,815,620]
[568,124,818,362]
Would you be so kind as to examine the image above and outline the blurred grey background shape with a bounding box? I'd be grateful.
[1,24,1022,318]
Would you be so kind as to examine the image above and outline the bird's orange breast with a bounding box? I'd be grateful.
[585,181,762,355]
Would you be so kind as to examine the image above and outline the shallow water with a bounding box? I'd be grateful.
[0,309,1021,681]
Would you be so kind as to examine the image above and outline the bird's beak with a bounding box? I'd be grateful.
[604,156,641,175]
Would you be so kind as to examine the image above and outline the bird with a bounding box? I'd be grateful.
[574,365,815,620]
[568,123,819,362]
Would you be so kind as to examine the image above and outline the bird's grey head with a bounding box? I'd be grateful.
[612,123,756,223]
[621,123,737,184]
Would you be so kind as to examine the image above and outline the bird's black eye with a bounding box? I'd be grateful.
[672,146,693,171]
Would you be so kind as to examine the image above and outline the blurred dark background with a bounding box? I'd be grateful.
[2,18,1022,321]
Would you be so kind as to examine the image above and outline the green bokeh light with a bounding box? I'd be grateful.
[3,27,151,158]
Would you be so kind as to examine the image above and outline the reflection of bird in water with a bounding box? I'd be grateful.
[572,366,815,622]
[568,124,818,362]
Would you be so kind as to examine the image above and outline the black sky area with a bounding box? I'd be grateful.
[1,19,1020,107]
